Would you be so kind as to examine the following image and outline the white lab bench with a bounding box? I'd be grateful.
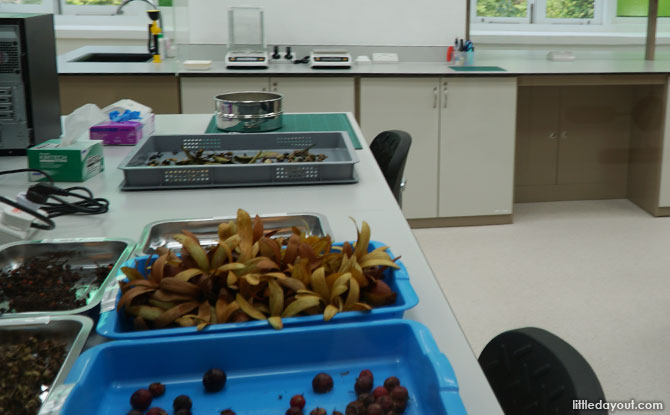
[0,113,503,415]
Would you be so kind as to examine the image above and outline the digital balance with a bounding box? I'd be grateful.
[225,7,268,68]
[310,50,352,69]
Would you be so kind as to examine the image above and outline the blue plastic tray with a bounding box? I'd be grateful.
[97,241,419,339]
[61,320,466,415]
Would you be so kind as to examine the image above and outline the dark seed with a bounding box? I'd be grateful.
[377,395,394,412]
[312,372,334,393]
[130,389,153,411]
[383,376,400,391]
[367,403,383,415]
[354,375,373,395]
[220,410,236,415]
[357,392,374,406]
[148,382,165,397]
[373,386,388,399]
[290,394,306,409]
[203,368,227,392]
[391,386,409,402]
[345,401,365,415]
[173,395,192,411]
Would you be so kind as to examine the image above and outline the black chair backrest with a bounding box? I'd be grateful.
[369,130,412,203]
[479,327,606,415]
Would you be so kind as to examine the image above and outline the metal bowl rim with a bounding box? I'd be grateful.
[213,91,284,104]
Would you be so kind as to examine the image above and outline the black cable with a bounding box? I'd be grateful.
[27,185,109,218]
[0,168,53,183]
[0,195,55,230]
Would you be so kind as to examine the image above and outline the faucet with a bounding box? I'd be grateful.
[115,0,159,15]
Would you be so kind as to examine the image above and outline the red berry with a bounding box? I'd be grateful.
[130,389,153,411]
[285,407,303,415]
[354,375,373,395]
[127,411,143,415]
[148,382,165,397]
[290,394,306,409]
[366,403,383,415]
[310,408,327,415]
[383,376,400,391]
[145,408,167,415]
[203,368,227,392]
[358,369,373,381]
[357,392,374,406]
[345,401,365,415]
[391,386,409,402]
[220,410,237,415]
[376,395,393,412]
[393,399,407,412]
[332,411,344,415]
[175,410,192,415]
[312,373,334,393]
[372,386,388,399]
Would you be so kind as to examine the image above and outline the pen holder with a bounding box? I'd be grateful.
[449,51,475,67]
[465,50,475,66]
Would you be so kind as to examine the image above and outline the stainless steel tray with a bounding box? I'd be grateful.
[117,131,359,190]
[0,238,134,318]
[0,315,92,414]
[136,213,333,256]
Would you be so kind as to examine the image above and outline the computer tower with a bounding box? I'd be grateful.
[0,13,61,156]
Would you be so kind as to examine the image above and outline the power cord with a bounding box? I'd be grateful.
[0,168,109,237]
[25,183,109,218]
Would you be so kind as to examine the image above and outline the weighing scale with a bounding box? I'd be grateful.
[310,50,352,69]
[225,7,268,68]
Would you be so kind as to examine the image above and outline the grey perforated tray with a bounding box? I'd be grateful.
[118,132,359,190]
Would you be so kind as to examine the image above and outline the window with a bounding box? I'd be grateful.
[617,0,670,17]
[0,0,171,15]
[472,0,603,24]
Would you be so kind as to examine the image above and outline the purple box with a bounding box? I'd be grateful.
[90,121,143,145]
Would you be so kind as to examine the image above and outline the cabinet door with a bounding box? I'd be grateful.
[180,77,269,114]
[515,86,560,187]
[557,86,632,193]
[271,77,355,113]
[359,77,440,219]
[439,77,517,218]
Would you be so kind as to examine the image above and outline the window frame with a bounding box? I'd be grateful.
[0,0,54,14]
[471,0,604,25]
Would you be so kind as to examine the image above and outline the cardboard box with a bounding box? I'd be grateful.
[27,139,104,182]
[90,113,155,145]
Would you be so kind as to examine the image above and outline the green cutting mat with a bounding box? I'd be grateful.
[450,66,506,72]
[205,113,362,149]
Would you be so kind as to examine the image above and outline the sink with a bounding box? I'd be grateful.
[70,53,154,63]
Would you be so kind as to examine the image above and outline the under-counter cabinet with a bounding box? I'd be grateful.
[180,77,355,114]
[515,83,632,202]
[360,77,517,224]
[59,75,180,114]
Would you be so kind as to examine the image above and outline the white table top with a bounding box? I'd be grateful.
[0,114,502,415]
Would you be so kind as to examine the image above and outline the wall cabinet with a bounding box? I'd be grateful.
[515,85,632,202]
[180,77,354,114]
[360,77,517,221]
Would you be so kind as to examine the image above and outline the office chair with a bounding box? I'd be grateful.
[369,130,412,206]
[479,327,606,415]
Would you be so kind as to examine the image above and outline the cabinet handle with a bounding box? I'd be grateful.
[561,131,568,139]
[443,84,448,108]
[433,87,438,108]
[549,132,557,139]
[272,82,278,92]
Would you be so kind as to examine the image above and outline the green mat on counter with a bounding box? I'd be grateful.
[205,113,362,149]
[450,66,506,72]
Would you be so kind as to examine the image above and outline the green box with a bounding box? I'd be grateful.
[27,139,104,182]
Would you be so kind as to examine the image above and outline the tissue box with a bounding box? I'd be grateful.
[27,139,104,182]
[90,113,155,145]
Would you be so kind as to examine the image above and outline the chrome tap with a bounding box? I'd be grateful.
[115,0,159,15]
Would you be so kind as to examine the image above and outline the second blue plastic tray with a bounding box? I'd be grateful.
[61,320,466,415]
[97,241,419,339]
